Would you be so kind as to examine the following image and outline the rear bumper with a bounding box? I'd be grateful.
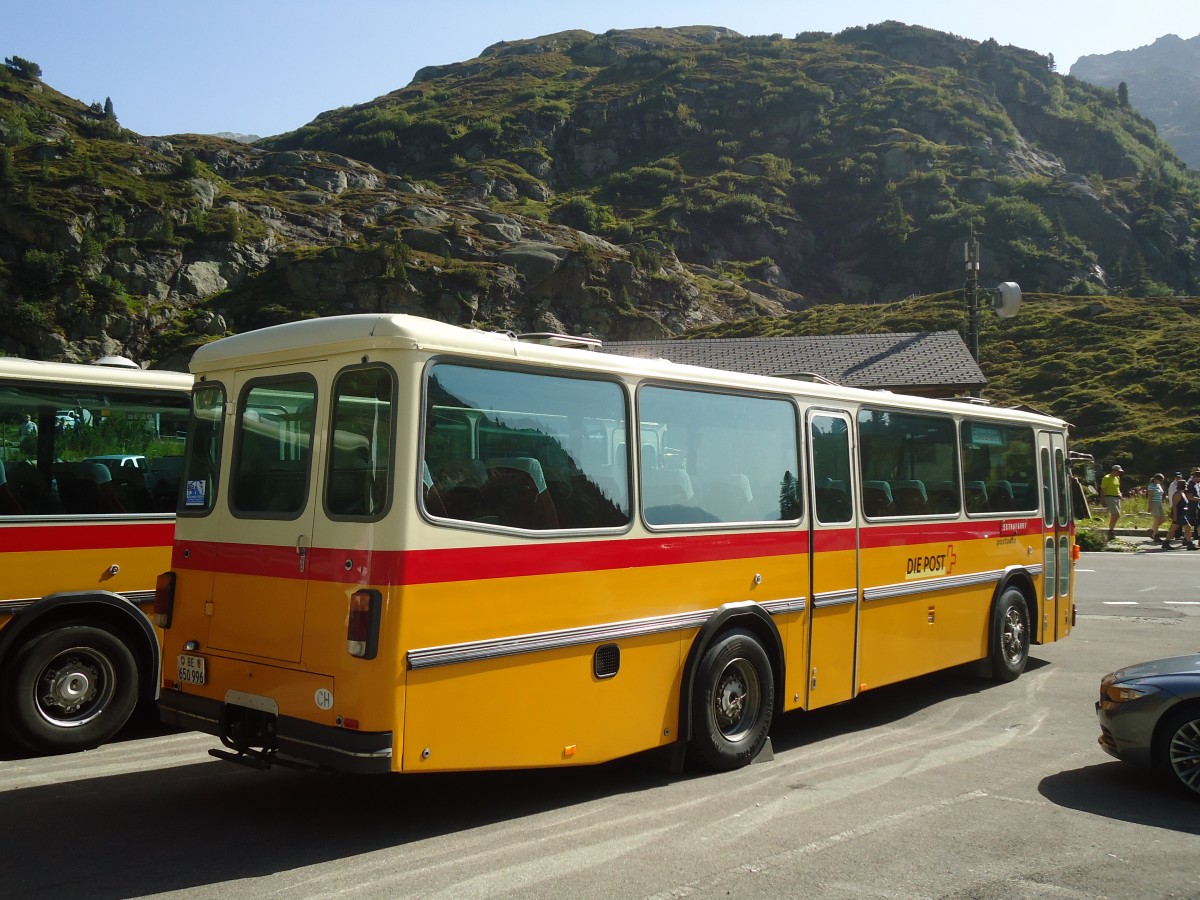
[160,689,394,774]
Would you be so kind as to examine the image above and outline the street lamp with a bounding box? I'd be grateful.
[963,228,1021,362]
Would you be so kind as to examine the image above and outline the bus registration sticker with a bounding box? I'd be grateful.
[185,480,206,507]
[178,654,206,685]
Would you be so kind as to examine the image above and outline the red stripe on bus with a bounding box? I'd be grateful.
[171,516,1051,586]
[812,529,856,552]
[1,521,174,553]
[859,517,1044,548]
[174,530,813,585]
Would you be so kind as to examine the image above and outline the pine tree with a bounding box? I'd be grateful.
[1117,82,1129,107]
[104,96,115,119]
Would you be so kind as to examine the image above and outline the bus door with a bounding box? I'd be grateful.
[207,365,325,663]
[804,410,860,709]
[1037,431,1073,641]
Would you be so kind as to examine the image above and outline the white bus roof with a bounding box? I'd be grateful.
[0,357,193,392]
[188,314,1068,429]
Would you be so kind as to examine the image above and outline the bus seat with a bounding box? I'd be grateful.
[111,466,153,513]
[863,480,892,502]
[8,461,53,512]
[815,486,851,522]
[443,484,485,520]
[862,480,893,516]
[434,459,487,492]
[481,464,558,529]
[486,457,548,493]
[928,480,959,514]
[424,482,448,517]
[643,468,693,507]
[699,474,753,522]
[641,444,658,469]
[892,479,927,515]
[1008,482,1029,507]
[86,462,126,514]
[965,480,988,513]
[989,480,1014,511]
[0,460,24,515]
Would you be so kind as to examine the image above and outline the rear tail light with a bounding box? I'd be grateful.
[152,571,176,628]
[347,589,382,659]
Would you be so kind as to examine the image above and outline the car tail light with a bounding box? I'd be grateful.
[347,589,382,659]
[152,571,176,628]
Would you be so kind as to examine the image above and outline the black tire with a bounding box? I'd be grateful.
[990,587,1030,683]
[1,624,139,754]
[689,629,774,771]
[1156,706,1200,800]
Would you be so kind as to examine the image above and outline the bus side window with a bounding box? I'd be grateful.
[858,409,959,518]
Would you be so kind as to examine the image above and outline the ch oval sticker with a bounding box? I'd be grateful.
[314,688,334,710]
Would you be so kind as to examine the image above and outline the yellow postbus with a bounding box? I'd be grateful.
[155,314,1075,774]
[0,357,192,754]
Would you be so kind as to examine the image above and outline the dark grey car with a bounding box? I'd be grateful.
[1097,653,1200,799]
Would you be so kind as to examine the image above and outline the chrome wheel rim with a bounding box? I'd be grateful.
[1002,605,1027,665]
[1169,717,1200,795]
[35,646,116,728]
[713,657,761,742]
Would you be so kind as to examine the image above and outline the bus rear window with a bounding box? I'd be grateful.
[230,377,316,518]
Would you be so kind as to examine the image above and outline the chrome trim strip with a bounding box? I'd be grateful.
[407,598,805,670]
[813,589,859,609]
[761,596,807,616]
[408,608,715,670]
[0,589,154,614]
[1025,565,1044,577]
[863,569,1005,602]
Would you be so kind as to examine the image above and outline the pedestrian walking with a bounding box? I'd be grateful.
[1147,473,1166,541]
[1163,474,1197,550]
[1101,464,1124,541]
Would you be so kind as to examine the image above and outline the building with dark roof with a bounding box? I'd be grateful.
[601,331,985,398]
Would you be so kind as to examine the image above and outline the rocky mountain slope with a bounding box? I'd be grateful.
[0,23,1197,370]
[1071,33,1200,169]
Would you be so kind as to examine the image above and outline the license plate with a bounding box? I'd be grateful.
[177,653,207,686]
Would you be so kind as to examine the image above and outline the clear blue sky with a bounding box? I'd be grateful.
[8,1,1199,138]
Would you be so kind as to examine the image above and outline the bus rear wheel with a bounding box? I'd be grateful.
[1,625,139,754]
[990,588,1030,683]
[690,629,774,771]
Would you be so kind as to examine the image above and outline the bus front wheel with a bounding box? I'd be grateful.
[690,629,774,771]
[990,588,1030,683]
[1,624,139,754]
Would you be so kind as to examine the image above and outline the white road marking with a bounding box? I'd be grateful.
[1164,601,1200,606]
[1103,601,1138,606]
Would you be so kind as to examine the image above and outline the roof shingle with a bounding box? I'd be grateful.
[602,332,985,395]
